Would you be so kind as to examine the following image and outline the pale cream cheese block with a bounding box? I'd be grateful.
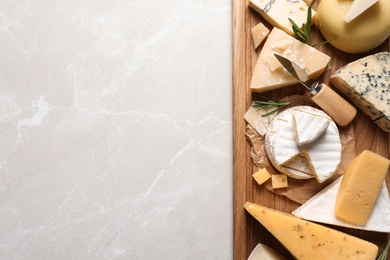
[265,106,341,181]
[251,22,269,49]
[293,110,330,146]
[249,0,315,36]
[250,27,331,93]
[248,243,286,260]
[244,102,278,136]
[292,176,390,233]
[330,52,390,132]
[344,0,378,23]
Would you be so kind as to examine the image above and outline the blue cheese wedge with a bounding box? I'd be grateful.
[330,52,390,132]
[292,176,390,233]
[265,106,341,182]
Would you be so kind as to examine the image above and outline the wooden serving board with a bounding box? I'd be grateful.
[232,0,390,259]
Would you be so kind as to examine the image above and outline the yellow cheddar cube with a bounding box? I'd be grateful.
[335,150,390,225]
[271,174,288,189]
[251,22,269,49]
[244,202,378,260]
[252,168,272,186]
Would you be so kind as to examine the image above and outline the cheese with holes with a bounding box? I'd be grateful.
[249,0,315,36]
[293,111,330,146]
[253,168,272,186]
[248,243,286,260]
[265,106,341,182]
[330,52,390,132]
[271,174,288,189]
[292,176,390,233]
[335,150,390,226]
[250,27,331,93]
[317,0,390,53]
[244,202,379,260]
[251,22,269,49]
[344,0,378,23]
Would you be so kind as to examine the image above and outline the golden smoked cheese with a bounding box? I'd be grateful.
[244,202,379,260]
[316,0,390,54]
[335,150,390,226]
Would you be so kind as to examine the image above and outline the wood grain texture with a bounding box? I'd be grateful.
[232,0,390,259]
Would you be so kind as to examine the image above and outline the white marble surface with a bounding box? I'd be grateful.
[0,1,232,259]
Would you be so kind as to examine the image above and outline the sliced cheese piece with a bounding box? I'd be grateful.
[335,150,390,226]
[293,111,330,146]
[244,202,379,260]
[265,106,341,181]
[252,168,272,186]
[271,174,288,189]
[317,0,390,53]
[248,0,315,36]
[251,22,269,49]
[344,0,379,23]
[330,52,390,132]
[248,243,286,260]
[302,122,342,183]
[244,102,278,136]
[292,176,390,233]
[250,27,331,93]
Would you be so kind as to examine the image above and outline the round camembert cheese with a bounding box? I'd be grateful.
[265,106,341,182]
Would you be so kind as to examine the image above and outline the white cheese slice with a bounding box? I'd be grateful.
[244,102,278,136]
[265,106,341,181]
[248,243,286,260]
[249,0,315,36]
[292,176,390,233]
[344,0,379,23]
[293,111,330,146]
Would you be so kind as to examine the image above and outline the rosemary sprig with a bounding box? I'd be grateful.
[376,237,390,260]
[252,97,290,117]
[289,6,312,45]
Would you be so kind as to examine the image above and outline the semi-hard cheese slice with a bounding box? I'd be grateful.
[293,110,330,146]
[249,0,315,36]
[330,52,390,132]
[335,150,390,226]
[317,0,390,53]
[292,176,390,233]
[251,22,269,49]
[265,106,341,182]
[250,27,331,93]
[244,103,278,136]
[248,243,286,260]
[244,202,379,260]
[344,0,379,23]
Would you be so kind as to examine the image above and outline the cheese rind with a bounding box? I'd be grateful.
[335,150,390,225]
[330,52,390,132]
[249,0,315,36]
[250,27,331,93]
[252,168,272,186]
[244,202,379,260]
[293,111,330,146]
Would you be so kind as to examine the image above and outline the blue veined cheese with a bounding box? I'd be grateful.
[330,52,390,132]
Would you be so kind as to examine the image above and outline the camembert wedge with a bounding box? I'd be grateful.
[244,202,379,260]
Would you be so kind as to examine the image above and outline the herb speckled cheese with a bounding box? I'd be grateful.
[330,52,390,132]
[244,202,379,260]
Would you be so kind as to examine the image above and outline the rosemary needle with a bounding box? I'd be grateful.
[376,237,390,260]
[252,97,290,117]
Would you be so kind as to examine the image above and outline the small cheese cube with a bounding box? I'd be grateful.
[335,150,390,225]
[271,174,288,189]
[251,22,269,49]
[252,168,272,185]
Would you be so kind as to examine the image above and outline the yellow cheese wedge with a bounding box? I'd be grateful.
[271,174,288,189]
[252,168,272,186]
[250,27,330,93]
[317,0,390,54]
[244,202,379,260]
[335,150,390,225]
[251,22,269,49]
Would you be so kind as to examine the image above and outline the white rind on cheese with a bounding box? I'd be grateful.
[250,27,331,93]
[330,52,390,132]
[249,0,315,36]
[265,106,341,181]
[292,176,390,233]
[293,111,330,146]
